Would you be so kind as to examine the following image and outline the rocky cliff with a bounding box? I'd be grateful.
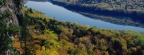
[0,0,22,54]
[0,0,22,25]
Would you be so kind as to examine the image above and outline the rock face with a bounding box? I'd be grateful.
[0,0,21,25]
[0,0,22,55]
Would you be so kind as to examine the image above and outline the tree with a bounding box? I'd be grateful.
[8,24,21,35]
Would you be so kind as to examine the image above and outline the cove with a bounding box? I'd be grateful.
[24,1,144,32]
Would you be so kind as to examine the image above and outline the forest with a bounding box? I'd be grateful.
[13,7,144,55]
[53,0,144,13]
[1,0,144,55]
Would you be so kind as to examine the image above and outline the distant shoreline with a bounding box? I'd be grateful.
[49,1,144,28]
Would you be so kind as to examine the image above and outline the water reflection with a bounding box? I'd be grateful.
[24,0,144,32]
[50,1,144,28]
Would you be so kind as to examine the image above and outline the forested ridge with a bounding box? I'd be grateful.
[53,0,144,13]
[50,0,144,20]
[49,0,144,28]
[1,0,144,55]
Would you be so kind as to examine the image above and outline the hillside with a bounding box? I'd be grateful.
[53,0,144,13]
[1,0,144,55]
[49,0,144,28]
[21,7,144,55]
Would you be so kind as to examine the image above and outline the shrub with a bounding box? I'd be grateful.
[0,21,7,34]
[7,24,21,35]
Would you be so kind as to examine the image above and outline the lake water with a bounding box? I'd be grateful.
[24,1,144,32]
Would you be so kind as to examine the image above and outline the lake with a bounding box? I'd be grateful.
[24,1,144,32]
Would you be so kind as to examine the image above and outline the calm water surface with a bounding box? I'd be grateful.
[24,1,144,32]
